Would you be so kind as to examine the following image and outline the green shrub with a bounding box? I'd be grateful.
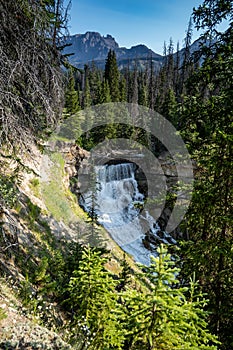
[0,307,7,322]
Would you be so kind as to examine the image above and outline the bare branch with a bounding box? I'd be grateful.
[0,0,67,151]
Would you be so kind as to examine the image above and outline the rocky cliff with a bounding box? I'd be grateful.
[63,31,163,70]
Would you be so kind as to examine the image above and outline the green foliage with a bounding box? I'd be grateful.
[177,2,233,349]
[1,2,231,349]
[83,76,92,108]
[68,245,125,349]
[104,50,120,102]
[138,83,148,107]
[40,152,77,224]
[29,177,41,198]
[161,88,178,126]
[0,175,18,208]
[65,69,80,115]
[30,178,40,188]
[119,76,127,102]
[0,0,68,149]
[83,168,107,248]
[116,253,132,291]
[88,62,103,105]
[34,257,49,284]
[0,307,7,322]
[26,198,42,227]
[5,214,218,350]
[23,242,216,350]
[99,79,112,104]
[122,245,219,350]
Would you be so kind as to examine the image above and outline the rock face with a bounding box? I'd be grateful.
[63,143,88,178]
[63,31,207,71]
[64,144,89,197]
[64,32,119,64]
[53,141,89,196]
[63,31,163,70]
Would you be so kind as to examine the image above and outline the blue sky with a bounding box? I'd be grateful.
[67,0,204,54]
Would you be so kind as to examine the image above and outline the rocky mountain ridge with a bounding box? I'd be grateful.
[63,31,163,70]
[63,31,203,71]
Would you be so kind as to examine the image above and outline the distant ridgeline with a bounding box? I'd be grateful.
[62,31,202,71]
[62,31,163,70]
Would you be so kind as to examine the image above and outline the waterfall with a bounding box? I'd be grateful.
[80,162,175,265]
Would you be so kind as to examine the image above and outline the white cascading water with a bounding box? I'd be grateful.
[80,163,175,265]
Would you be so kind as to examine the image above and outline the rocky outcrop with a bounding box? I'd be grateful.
[64,32,119,63]
[142,228,176,251]
[63,143,89,178]
[64,144,89,197]
[49,140,89,195]
[49,140,89,177]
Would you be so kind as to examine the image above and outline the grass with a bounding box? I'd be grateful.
[40,152,76,224]
[29,178,41,199]
[0,307,7,322]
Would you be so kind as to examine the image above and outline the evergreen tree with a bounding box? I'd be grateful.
[104,50,120,102]
[65,68,80,115]
[122,245,219,350]
[161,88,177,126]
[82,74,92,108]
[89,62,102,105]
[68,245,125,349]
[167,37,175,89]
[84,164,106,247]
[0,0,68,148]
[119,76,127,102]
[50,0,71,49]
[116,253,132,292]
[138,80,148,107]
[130,63,138,105]
[98,79,111,104]
[180,17,193,94]
[148,55,155,109]
[174,41,181,97]
[179,2,233,349]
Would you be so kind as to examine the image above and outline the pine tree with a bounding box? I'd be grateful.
[180,17,193,94]
[82,75,92,108]
[161,88,177,126]
[65,69,80,115]
[148,55,155,109]
[50,0,71,49]
[116,253,132,292]
[180,95,233,349]
[174,41,180,97]
[167,37,175,89]
[89,62,102,105]
[179,2,233,349]
[104,50,120,102]
[130,62,138,105]
[137,70,148,107]
[68,245,125,349]
[122,245,219,350]
[119,76,127,102]
[84,164,106,247]
[98,79,111,104]
[0,0,68,148]
[138,83,148,107]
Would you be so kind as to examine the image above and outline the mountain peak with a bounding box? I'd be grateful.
[103,34,119,49]
[63,31,163,70]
